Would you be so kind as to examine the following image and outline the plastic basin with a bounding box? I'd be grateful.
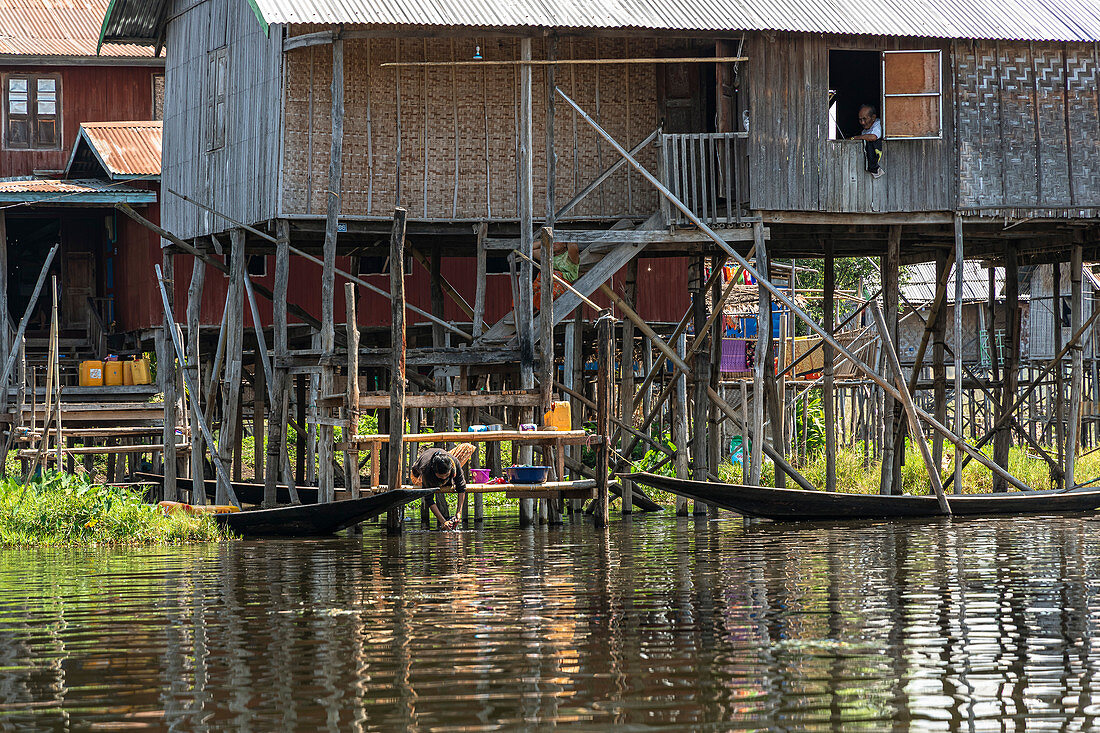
[505,465,550,484]
[471,468,491,483]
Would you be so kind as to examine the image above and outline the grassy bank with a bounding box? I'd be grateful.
[0,472,228,547]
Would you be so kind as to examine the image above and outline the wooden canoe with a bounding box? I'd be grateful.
[137,473,322,505]
[214,488,437,537]
[624,472,1100,520]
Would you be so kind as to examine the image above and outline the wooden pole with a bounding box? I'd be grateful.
[539,227,555,413]
[872,304,951,514]
[154,264,238,507]
[517,36,536,528]
[1054,260,1066,485]
[994,243,1019,489]
[473,222,488,339]
[187,248,206,503]
[953,216,965,494]
[880,225,900,495]
[265,220,300,505]
[673,332,690,514]
[620,258,637,514]
[1068,242,1084,487]
[159,249,179,500]
[750,222,766,485]
[346,281,361,499]
[823,241,836,492]
[387,208,408,533]
[218,230,246,506]
[932,249,948,468]
[0,212,8,385]
[690,256,710,509]
[594,308,613,527]
[0,242,58,409]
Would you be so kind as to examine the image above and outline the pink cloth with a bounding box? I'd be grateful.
[721,338,748,372]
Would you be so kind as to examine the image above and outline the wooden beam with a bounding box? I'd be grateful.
[381,56,750,68]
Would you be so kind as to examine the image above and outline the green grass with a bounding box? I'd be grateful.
[0,472,229,547]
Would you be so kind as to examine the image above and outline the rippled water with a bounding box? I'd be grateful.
[3,514,1100,730]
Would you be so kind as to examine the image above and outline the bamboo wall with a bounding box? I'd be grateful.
[956,41,1100,212]
[280,36,662,221]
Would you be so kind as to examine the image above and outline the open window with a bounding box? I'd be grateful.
[827,49,942,140]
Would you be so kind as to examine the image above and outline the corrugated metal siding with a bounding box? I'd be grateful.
[0,0,154,57]
[77,121,162,177]
[161,0,283,240]
[901,261,1004,304]
[1026,263,1096,359]
[0,65,159,178]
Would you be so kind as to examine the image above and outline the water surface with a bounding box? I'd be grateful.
[2,514,1100,730]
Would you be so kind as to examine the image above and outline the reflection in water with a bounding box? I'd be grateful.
[1,516,1100,729]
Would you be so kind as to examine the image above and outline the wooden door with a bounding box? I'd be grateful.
[658,63,705,133]
[62,252,94,329]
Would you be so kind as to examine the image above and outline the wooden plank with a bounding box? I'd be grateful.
[356,390,540,409]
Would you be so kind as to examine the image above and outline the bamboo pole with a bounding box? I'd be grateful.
[387,209,408,533]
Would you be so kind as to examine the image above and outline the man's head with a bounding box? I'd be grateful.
[429,452,455,481]
[858,104,878,127]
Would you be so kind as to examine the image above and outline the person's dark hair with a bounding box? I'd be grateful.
[429,452,454,477]
[859,104,878,117]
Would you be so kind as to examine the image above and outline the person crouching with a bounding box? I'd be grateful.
[410,445,473,530]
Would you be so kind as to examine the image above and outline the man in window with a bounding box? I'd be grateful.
[853,104,884,179]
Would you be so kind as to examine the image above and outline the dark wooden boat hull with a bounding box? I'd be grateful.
[214,488,437,537]
[624,472,1100,521]
[138,473,321,505]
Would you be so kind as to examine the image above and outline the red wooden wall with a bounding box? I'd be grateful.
[114,236,691,335]
[0,64,161,178]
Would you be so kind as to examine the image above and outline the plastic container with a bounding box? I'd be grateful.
[79,360,104,386]
[505,465,550,484]
[104,361,124,386]
[130,357,152,385]
[542,401,572,431]
[123,361,135,385]
[471,468,491,483]
[468,425,489,432]
[520,423,538,432]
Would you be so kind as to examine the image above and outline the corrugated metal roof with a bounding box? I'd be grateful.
[67,121,162,179]
[901,261,1006,305]
[0,0,155,57]
[0,176,156,203]
[100,0,1100,45]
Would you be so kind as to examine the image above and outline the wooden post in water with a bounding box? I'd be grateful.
[1067,242,1084,488]
[1054,259,1065,486]
[994,242,1019,490]
[880,225,900,495]
[932,249,948,468]
[620,259,636,514]
[749,223,766,485]
[708,256,722,515]
[953,216,964,494]
[217,229,246,506]
[823,242,836,492]
[161,249,178,501]
[387,208,408,533]
[673,333,690,512]
[594,309,613,527]
[187,246,206,502]
[346,282,361,499]
[264,220,296,505]
[517,36,536,529]
[539,227,561,524]
[690,256,710,510]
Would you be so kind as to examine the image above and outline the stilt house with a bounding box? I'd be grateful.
[93,0,1100,504]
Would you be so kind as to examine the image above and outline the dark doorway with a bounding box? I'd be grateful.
[7,217,60,334]
[828,50,882,139]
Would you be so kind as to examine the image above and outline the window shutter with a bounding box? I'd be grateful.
[6,76,30,149]
[33,77,58,148]
[882,50,942,139]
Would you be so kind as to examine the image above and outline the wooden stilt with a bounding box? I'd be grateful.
[932,249,948,469]
[160,249,178,501]
[620,259,637,514]
[1054,260,1066,486]
[517,36,536,528]
[880,225,900,495]
[346,282,361,499]
[953,216,964,494]
[594,309,613,528]
[387,209,408,533]
[187,247,206,502]
[707,256,722,516]
[749,222,766,485]
[265,220,298,505]
[823,242,836,492]
[253,357,265,482]
[994,242,1019,490]
[217,230,246,506]
[690,256,710,511]
[1067,243,1084,488]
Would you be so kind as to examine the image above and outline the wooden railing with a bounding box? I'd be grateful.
[658,132,749,227]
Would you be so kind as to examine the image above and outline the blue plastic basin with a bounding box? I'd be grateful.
[505,465,550,484]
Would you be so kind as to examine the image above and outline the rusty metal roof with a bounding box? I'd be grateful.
[0,176,156,204]
[0,0,156,58]
[66,121,162,180]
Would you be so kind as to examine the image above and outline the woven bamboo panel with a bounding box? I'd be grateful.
[1066,46,1100,206]
[956,41,1004,208]
[1033,43,1071,206]
[282,35,663,221]
[999,42,1040,207]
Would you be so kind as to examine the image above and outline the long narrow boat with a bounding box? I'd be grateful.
[624,472,1100,520]
[214,488,436,537]
[138,473,322,505]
